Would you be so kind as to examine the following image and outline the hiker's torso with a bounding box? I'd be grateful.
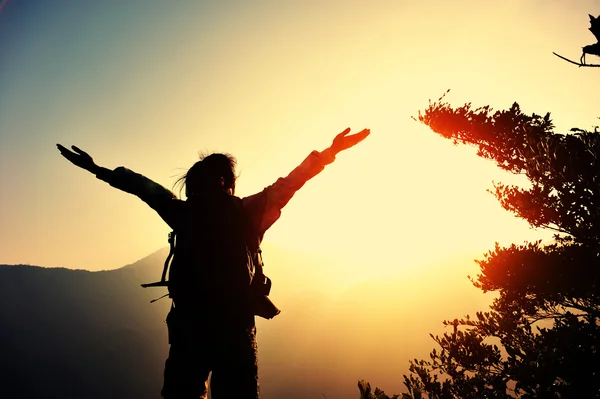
[167,190,255,316]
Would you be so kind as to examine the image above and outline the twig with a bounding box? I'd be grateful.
[552,52,600,67]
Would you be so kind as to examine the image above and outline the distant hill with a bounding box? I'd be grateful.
[0,246,341,399]
[0,247,489,399]
[0,249,172,399]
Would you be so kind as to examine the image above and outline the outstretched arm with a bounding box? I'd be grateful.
[243,127,370,236]
[56,144,181,229]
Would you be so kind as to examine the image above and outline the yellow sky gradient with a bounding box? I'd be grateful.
[4,0,596,272]
[2,0,598,287]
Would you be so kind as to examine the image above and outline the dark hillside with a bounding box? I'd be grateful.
[0,249,171,399]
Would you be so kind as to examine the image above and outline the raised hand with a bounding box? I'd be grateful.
[330,127,370,155]
[56,144,99,174]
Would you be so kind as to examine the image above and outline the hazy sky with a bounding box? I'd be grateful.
[2,0,598,272]
[2,1,600,396]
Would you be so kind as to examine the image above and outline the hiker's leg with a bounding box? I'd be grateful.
[162,342,210,399]
[161,307,211,399]
[210,324,259,399]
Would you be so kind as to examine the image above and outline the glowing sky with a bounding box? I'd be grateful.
[1,0,599,276]
[2,1,600,396]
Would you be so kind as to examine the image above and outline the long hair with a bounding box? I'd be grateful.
[174,153,237,198]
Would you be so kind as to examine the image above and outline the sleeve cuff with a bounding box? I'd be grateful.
[317,148,336,165]
[95,166,114,182]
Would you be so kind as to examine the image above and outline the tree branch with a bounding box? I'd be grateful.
[537,223,571,236]
[552,52,600,67]
[562,299,600,319]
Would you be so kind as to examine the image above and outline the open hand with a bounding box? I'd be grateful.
[56,144,98,173]
[330,127,370,155]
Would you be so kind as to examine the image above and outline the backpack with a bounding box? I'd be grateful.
[141,191,280,319]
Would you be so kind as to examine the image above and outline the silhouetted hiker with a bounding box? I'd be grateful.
[56,127,369,399]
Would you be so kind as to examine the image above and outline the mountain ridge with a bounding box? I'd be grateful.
[0,252,171,399]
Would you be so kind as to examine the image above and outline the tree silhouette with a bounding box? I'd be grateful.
[581,14,600,64]
[359,12,600,399]
[377,94,600,398]
[553,14,600,67]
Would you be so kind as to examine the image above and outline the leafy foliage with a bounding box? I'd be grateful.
[357,380,401,399]
[408,96,599,398]
[362,95,600,398]
[418,93,600,243]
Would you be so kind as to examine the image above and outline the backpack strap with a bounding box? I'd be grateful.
[161,231,176,282]
[253,248,269,288]
[248,233,279,318]
[140,231,176,305]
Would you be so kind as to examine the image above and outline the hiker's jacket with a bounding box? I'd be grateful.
[95,149,335,311]
[95,149,335,239]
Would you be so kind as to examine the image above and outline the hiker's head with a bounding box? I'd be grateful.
[177,153,237,197]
